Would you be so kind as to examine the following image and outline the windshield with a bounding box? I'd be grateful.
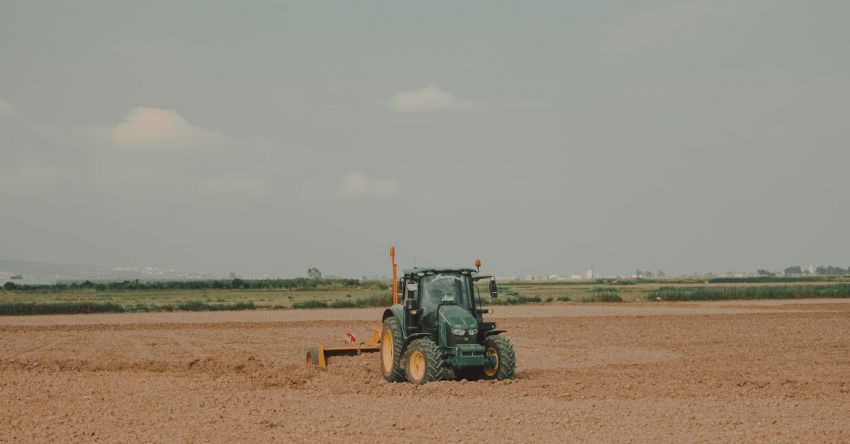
[420,273,473,310]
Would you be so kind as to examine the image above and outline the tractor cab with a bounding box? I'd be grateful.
[420,271,474,311]
[403,268,478,335]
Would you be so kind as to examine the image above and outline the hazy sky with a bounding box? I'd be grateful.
[1,1,849,278]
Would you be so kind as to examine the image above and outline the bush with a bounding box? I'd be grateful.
[485,293,547,305]
[580,294,623,302]
[355,293,392,307]
[292,300,329,309]
[0,302,125,315]
[580,288,623,303]
[588,287,621,293]
[329,299,358,308]
[556,295,571,302]
[175,301,256,311]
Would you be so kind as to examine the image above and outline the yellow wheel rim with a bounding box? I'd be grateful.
[409,351,426,381]
[381,329,394,373]
[483,347,499,377]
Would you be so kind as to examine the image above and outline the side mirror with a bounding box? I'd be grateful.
[404,298,418,311]
[489,277,498,298]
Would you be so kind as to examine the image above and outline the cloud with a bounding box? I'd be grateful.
[389,86,468,112]
[341,172,399,198]
[93,106,220,146]
[6,104,286,199]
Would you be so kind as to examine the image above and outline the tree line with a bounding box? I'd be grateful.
[772,265,850,276]
[2,277,387,293]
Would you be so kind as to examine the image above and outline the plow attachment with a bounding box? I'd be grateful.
[306,326,382,369]
[305,246,398,369]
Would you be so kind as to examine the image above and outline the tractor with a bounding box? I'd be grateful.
[380,250,516,384]
[306,246,516,385]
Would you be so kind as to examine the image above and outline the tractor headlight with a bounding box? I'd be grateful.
[468,328,478,336]
[452,328,466,336]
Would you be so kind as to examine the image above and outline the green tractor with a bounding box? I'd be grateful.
[380,256,516,385]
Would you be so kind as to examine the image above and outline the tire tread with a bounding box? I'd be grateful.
[483,334,516,380]
[381,317,406,382]
[403,338,447,384]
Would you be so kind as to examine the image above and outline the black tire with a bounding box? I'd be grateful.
[306,347,320,369]
[481,334,516,380]
[403,338,447,385]
[380,317,405,382]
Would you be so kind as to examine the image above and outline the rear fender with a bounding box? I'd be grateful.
[403,332,431,348]
[382,305,408,338]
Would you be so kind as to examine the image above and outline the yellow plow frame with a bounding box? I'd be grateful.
[305,246,398,369]
[306,327,382,369]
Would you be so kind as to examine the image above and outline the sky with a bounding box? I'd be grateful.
[1,1,849,278]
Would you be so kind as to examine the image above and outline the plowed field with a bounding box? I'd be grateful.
[2,300,849,442]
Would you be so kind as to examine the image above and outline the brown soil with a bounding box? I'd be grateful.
[2,300,849,442]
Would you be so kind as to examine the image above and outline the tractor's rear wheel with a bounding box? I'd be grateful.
[380,317,405,382]
[481,334,516,380]
[404,338,446,385]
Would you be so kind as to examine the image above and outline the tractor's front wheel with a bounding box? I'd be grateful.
[481,334,516,380]
[404,338,446,385]
[380,317,405,382]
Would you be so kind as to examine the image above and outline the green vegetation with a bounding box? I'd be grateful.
[293,293,393,309]
[0,300,259,315]
[5,275,850,316]
[292,300,329,309]
[648,284,850,301]
[5,278,387,293]
[497,282,636,302]
[0,278,390,315]
[503,295,542,305]
[484,286,543,305]
[580,293,623,302]
[0,302,125,315]
[579,287,623,303]
[708,276,848,284]
[175,301,256,311]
